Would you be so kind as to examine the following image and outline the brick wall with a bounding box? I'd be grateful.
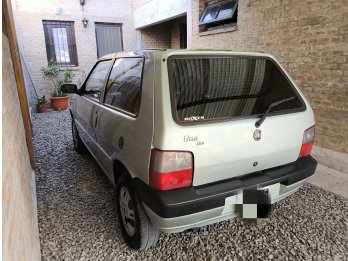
[140,16,187,49]
[171,16,187,49]
[171,22,181,49]
[140,22,172,49]
[191,0,348,154]
[2,32,41,261]
[15,0,136,105]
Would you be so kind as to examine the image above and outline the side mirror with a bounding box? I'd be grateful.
[61,83,78,94]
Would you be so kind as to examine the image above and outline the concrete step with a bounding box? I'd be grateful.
[308,164,348,198]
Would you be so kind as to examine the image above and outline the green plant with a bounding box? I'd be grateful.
[41,59,75,97]
[41,59,61,96]
[63,69,75,84]
[37,95,48,105]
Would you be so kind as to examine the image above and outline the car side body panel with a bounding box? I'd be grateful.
[74,52,156,185]
[73,96,99,154]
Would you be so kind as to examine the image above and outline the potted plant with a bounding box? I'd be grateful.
[41,59,75,111]
[36,95,48,113]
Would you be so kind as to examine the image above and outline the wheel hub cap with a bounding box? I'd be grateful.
[119,187,135,237]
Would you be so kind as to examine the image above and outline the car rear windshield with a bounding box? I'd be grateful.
[167,56,305,124]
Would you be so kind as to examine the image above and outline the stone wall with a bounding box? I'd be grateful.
[191,0,348,154]
[2,32,41,261]
[15,0,136,105]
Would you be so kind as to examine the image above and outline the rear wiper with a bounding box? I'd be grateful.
[255,97,295,128]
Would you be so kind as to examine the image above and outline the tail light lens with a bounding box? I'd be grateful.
[149,149,193,191]
[299,126,315,158]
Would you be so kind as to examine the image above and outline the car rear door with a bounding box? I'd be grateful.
[73,59,113,162]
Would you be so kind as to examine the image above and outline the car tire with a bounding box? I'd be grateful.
[116,177,159,250]
[71,119,88,154]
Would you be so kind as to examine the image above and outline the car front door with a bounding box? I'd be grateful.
[73,59,113,165]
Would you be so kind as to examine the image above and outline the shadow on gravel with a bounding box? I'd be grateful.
[32,111,348,261]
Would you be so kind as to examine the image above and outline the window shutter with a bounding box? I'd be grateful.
[95,23,123,58]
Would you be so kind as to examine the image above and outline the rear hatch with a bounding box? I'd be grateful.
[155,53,312,186]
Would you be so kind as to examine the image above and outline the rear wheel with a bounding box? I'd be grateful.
[71,119,88,154]
[116,177,159,250]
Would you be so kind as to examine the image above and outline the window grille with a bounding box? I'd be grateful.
[43,20,78,66]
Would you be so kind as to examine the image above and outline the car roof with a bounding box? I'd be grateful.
[99,49,274,61]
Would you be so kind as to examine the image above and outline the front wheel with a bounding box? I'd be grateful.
[116,178,159,250]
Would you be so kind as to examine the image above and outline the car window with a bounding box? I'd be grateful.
[84,60,113,100]
[168,56,304,124]
[104,57,143,115]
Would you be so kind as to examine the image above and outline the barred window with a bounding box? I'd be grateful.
[42,20,78,66]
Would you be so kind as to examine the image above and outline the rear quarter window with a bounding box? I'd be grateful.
[103,57,144,116]
[167,56,305,124]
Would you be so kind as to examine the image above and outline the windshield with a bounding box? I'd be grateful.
[167,56,305,123]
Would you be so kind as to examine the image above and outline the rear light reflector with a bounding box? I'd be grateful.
[299,126,315,158]
[149,149,193,191]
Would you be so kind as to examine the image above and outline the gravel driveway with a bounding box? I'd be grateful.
[33,111,348,261]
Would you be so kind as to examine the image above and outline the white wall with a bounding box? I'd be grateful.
[133,0,192,48]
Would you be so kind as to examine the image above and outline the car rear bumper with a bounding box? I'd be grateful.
[133,155,317,232]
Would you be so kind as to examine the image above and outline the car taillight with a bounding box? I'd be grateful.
[149,149,193,191]
[299,126,315,158]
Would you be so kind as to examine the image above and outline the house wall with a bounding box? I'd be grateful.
[140,21,172,48]
[133,0,192,48]
[189,0,348,155]
[15,0,136,105]
[133,0,191,29]
[140,16,187,49]
[2,32,41,261]
[171,16,187,49]
[133,0,153,9]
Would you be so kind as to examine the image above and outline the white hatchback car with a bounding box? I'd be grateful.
[62,50,317,250]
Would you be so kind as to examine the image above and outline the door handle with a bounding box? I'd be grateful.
[94,111,98,128]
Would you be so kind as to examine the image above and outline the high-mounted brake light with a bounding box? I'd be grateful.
[299,126,315,158]
[149,149,193,191]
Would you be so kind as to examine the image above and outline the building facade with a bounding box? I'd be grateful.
[15,0,136,105]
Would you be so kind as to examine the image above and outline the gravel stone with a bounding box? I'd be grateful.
[33,111,348,261]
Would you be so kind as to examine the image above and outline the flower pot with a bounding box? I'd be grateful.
[36,104,48,113]
[50,96,69,111]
